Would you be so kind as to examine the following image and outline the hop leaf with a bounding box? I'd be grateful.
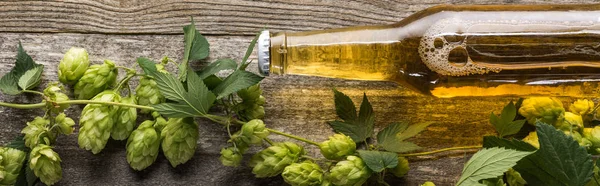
[249,142,305,178]
[0,147,26,185]
[54,113,75,135]
[219,147,243,167]
[161,117,199,167]
[29,144,62,185]
[112,96,138,140]
[58,47,90,85]
[126,120,160,171]
[21,117,53,148]
[43,83,70,112]
[74,60,118,100]
[234,119,269,144]
[518,97,565,126]
[327,155,371,186]
[319,133,356,160]
[390,156,409,177]
[78,90,121,154]
[282,161,324,186]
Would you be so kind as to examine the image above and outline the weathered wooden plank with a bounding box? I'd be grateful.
[0,0,591,35]
[0,32,581,185]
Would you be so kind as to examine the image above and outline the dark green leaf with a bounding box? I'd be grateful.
[490,101,526,137]
[25,166,37,186]
[457,147,534,186]
[377,122,408,145]
[185,69,216,114]
[358,93,374,137]
[196,59,237,79]
[137,57,158,76]
[482,136,537,152]
[357,150,398,173]
[203,75,222,90]
[6,135,26,151]
[333,89,357,122]
[239,31,261,70]
[328,121,367,143]
[212,70,264,99]
[152,72,187,102]
[513,123,594,186]
[18,65,43,90]
[188,31,209,61]
[179,18,197,81]
[0,43,41,95]
[397,121,434,141]
[153,103,200,118]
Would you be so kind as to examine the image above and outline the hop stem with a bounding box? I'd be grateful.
[398,145,481,157]
[0,100,154,110]
[267,128,320,146]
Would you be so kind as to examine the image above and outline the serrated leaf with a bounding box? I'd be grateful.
[212,70,264,99]
[185,69,216,114]
[25,166,37,186]
[0,43,41,95]
[457,147,534,186]
[153,103,200,118]
[152,72,187,102]
[328,121,367,143]
[179,18,210,81]
[203,75,222,90]
[377,122,422,153]
[357,150,398,173]
[6,135,27,151]
[333,89,357,122]
[189,31,209,61]
[137,57,158,76]
[513,123,594,186]
[490,101,526,137]
[377,122,408,144]
[397,121,434,141]
[482,136,537,152]
[152,69,216,117]
[239,31,261,70]
[18,65,43,90]
[358,93,374,136]
[196,59,237,79]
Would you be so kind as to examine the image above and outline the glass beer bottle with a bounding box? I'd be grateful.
[256,4,600,98]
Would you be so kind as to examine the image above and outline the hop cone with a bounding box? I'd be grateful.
[556,112,584,132]
[78,90,121,154]
[523,131,540,149]
[161,117,199,167]
[506,168,526,186]
[391,156,409,177]
[58,47,89,85]
[282,161,324,186]
[43,83,70,112]
[112,96,138,140]
[126,120,160,171]
[518,97,565,126]
[152,113,168,133]
[21,117,53,148]
[0,147,26,185]
[74,60,117,100]
[319,133,356,160]
[29,145,62,185]
[136,64,168,113]
[249,142,305,178]
[237,84,266,121]
[220,147,243,167]
[420,181,436,186]
[235,119,269,144]
[583,127,600,153]
[54,113,75,135]
[327,155,371,186]
[570,99,594,116]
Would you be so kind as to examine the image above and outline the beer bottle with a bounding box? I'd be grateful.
[257,4,600,98]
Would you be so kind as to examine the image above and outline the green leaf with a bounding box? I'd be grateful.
[481,177,505,186]
[179,18,210,81]
[196,59,237,79]
[239,31,261,71]
[6,135,26,151]
[482,136,537,152]
[377,122,424,153]
[185,69,216,114]
[357,150,398,173]
[333,89,357,122]
[18,65,43,90]
[358,93,374,134]
[397,121,434,141]
[137,57,158,76]
[457,147,534,186]
[152,69,216,117]
[188,31,209,61]
[0,43,42,95]
[152,72,187,103]
[203,75,222,90]
[490,101,526,137]
[153,103,200,118]
[513,123,594,186]
[212,70,264,99]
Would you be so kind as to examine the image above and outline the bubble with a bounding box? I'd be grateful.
[448,46,468,67]
[434,38,444,49]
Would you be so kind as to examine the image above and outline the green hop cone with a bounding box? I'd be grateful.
[282,161,324,186]
[74,60,118,100]
[126,120,160,171]
[237,84,266,121]
[152,114,168,133]
[391,156,409,177]
[219,147,243,167]
[161,117,199,167]
[506,168,526,186]
[78,90,121,154]
[29,144,62,185]
[54,113,75,135]
[523,131,540,149]
[420,181,436,186]
[21,117,54,148]
[319,133,356,160]
[583,127,600,154]
[249,142,305,178]
[556,112,584,132]
[112,96,138,140]
[43,83,70,112]
[327,155,371,186]
[235,119,269,144]
[136,64,168,113]
[518,97,565,126]
[0,147,26,185]
[58,47,89,85]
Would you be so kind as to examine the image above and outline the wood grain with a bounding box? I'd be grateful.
[0,0,591,35]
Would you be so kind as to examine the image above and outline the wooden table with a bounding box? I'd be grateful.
[0,0,585,185]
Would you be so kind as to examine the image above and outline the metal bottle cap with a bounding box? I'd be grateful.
[257,30,270,76]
